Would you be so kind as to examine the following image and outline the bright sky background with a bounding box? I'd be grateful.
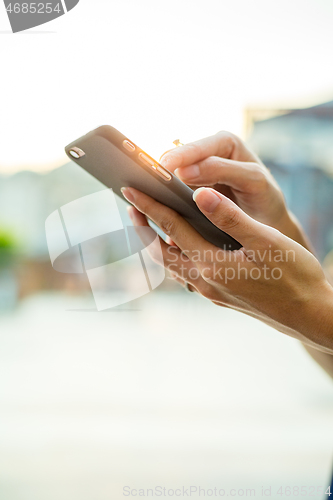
[1,0,333,173]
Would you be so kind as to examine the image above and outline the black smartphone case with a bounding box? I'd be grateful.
[65,125,241,250]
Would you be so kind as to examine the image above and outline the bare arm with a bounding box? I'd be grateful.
[303,256,333,379]
[151,132,333,360]
[285,216,333,379]
[303,345,333,379]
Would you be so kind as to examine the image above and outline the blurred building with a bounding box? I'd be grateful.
[0,163,177,304]
[246,101,333,259]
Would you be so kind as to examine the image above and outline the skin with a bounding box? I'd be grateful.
[121,131,333,374]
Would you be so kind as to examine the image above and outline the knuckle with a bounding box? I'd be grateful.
[221,206,240,230]
[204,156,222,171]
[246,164,269,192]
[215,130,243,158]
[159,214,178,236]
[216,130,239,148]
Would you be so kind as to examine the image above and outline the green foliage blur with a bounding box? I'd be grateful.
[0,229,18,267]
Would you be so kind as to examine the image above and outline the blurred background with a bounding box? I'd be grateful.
[0,1,333,498]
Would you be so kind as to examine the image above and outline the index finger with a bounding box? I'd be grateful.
[160,131,259,172]
[159,132,236,173]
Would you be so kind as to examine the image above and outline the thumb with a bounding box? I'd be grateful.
[193,187,268,248]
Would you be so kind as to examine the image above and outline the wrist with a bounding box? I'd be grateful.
[300,280,333,353]
[275,209,314,253]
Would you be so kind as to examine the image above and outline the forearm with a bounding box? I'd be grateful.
[275,212,333,373]
[302,261,333,377]
[303,345,333,379]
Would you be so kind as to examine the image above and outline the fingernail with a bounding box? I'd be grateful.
[193,188,221,213]
[121,187,135,204]
[175,165,200,180]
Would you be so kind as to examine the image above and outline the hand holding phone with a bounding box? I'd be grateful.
[65,125,241,250]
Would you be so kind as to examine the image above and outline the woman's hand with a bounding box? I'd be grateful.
[160,132,313,251]
[121,186,333,354]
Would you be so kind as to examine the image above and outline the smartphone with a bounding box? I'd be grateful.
[64,125,241,250]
